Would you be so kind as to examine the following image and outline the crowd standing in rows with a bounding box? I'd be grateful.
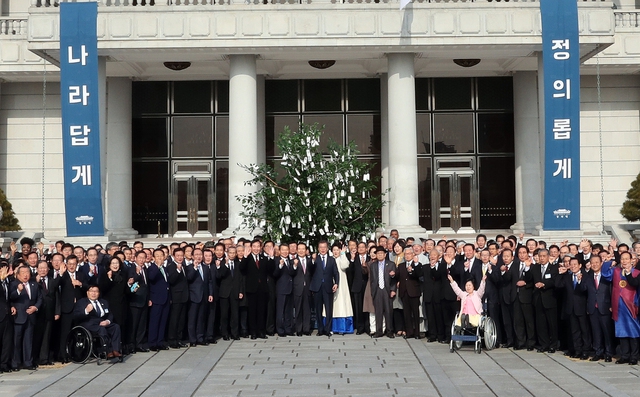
[0,231,639,373]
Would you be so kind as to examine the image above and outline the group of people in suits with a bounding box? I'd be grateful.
[1,233,640,373]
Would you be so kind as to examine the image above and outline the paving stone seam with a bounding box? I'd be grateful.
[544,353,631,397]
[189,341,234,397]
[15,363,83,397]
[102,351,164,396]
[481,351,537,396]
[134,348,190,397]
[405,339,461,397]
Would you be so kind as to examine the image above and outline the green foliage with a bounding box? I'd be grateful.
[237,123,387,248]
[621,172,640,222]
[0,188,21,231]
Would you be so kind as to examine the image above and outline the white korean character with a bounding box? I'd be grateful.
[551,39,570,60]
[69,85,90,105]
[553,79,570,99]
[68,45,88,66]
[71,165,92,186]
[552,119,571,140]
[552,159,572,179]
[70,125,90,146]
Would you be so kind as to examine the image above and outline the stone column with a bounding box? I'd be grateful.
[511,69,544,234]
[380,74,390,230]
[104,77,138,239]
[257,75,266,166]
[386,53,426,237]
[223,55,258,238]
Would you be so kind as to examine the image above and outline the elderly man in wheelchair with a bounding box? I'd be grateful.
[68,285,123,364]
[448,273,497,353]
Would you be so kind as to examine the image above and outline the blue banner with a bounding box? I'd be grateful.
[541,0,581,230]
[60,2,104,236]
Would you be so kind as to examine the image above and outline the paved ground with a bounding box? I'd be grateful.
[1,334,638,397]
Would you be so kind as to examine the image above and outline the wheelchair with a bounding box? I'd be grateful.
[66,326,114,365]
[449,312,497,354]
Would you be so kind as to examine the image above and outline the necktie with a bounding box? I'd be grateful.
[255,255,260,269]
[542,265,547,276]
[3,281,8,301]
[93,300,102,317]
[141,268,147,285]
[301,258,306,274]
[160,266,167,281]
[70,272,75,281]
[198,265,203,280]
[41,278,48,294]
[573,274,577,289]
[594,273,599,289]
[24,283,31,300]
[520,263,525,278]
[230,261,234,276]
[322,255,326,269]
[378,262,385,290]
[482,264,487,276]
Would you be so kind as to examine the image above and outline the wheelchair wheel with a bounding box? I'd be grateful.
[66,326,93,364]
[481,316,497,350]
[450,315,463,351]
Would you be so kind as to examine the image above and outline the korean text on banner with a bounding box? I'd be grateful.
[60,2,105,236]
[540,0,581,230]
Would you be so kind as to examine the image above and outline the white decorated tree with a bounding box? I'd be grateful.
[236,122,386,247]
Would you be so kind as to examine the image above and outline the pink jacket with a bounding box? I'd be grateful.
[450,280,485,315]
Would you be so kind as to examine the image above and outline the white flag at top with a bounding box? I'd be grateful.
[400,0,411,10]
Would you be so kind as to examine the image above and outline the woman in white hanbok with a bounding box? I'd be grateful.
[329,242,353,334]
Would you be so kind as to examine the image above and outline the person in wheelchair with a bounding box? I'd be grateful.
[73,285,122,360]
[448,273,486,330]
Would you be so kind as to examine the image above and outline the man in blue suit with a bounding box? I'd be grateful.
[309,241,339,337]
[186,248,212,346]
[147,249,170,351]
[10,266,42,371]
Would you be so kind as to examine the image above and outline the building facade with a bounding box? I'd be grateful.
[0,0,638,239]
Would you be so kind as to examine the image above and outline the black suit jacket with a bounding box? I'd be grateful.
[368,260,396,299]
[292,255,312,297]
[58,271,89,314]
[348,254,368,294]
[166,262,189,304]
[0,279,11,322]
[129,266,150,308]
[396,261,422,299]
[459,257,483,290]
[497,262,517,304]
[555,270,588,317]
[186,263,211,303]
[531,263,558,308]
[584,266,613,316]
[239,254,274,294]
[37,275,60,320]
[273,257,296,295]
[73,297,114,333]
[216,259,244,300]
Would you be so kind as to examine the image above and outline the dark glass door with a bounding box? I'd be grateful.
[171,161,213,237]
[434,159,479,233]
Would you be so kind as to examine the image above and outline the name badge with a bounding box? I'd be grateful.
[544,274,551,279]
[104,308,109,313]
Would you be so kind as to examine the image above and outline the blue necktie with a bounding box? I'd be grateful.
[573,274,577,289]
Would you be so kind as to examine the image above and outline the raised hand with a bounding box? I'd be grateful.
[10,241,17,254]
[17,283,24,292]
[86,303,94,313]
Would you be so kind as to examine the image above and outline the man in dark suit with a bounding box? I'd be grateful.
[512,246,536,350]
[186,248,212,345]
[166,248,189,349]
[423,249,442,342]
[309,241,340,337]
[293,243,313,336]
[147,249,170,351]
[437,246,460,343]
[73,285,122,359]
[0,263,14,373]
[215,246,243,341]
[531,249,559,353]
[584,255,614,362]
[397,248,422,339]
[239,239,275,339]
[80,247,102,286]
[459,243,483,290]
[497,249,517,348]
[33,260,60,366]
[368,246,396,338]
[576,239,594,267]
[348,242,368,335]
[10,266,42,370]
[273,244,296,337]
[128,250,150,353]
[264,241,278,336]
[556,257,591,359]
[203,248,220,344]
[57,255,88,363]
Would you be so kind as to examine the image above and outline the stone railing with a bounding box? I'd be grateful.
[30,0,609,7]
[615,11,640,29]
[0,19,28,36]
